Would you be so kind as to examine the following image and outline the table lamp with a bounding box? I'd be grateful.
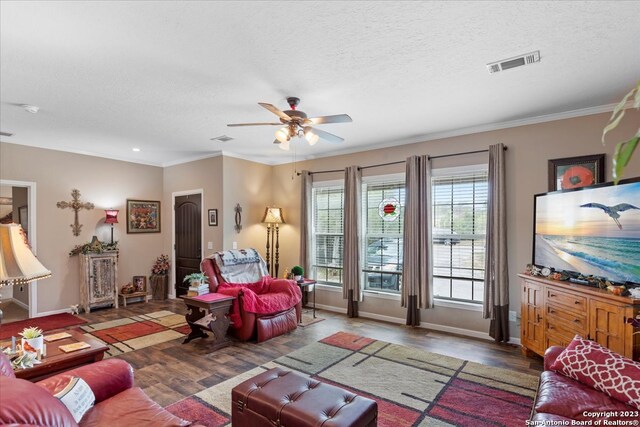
[104,209,119,244]
[0,224,51,323]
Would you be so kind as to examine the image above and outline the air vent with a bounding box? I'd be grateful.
[210,135,234,142]
[487,50,540,74]
[0,131,14,137]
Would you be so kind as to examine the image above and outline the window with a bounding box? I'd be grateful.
[311,184,344,286]
[362,177,405,293]
[431,168,488,303]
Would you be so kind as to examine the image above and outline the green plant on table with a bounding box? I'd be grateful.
[291,265,304,277]
[183,272,208,284]
[602,80,640,183]
[19,327,43,339]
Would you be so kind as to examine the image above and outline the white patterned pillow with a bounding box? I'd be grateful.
[550,335,640,409]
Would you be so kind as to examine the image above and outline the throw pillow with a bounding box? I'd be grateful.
[550,335,640,409]
[53,377,96,423]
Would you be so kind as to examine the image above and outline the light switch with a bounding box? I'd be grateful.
[207,242,213,250]
[232,241,238,249]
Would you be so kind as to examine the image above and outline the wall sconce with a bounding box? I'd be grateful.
[261,207,285,277]
[104,209,119,244]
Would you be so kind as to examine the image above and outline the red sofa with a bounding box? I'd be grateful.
[0,352,192,426]
[200,251,302,342]
[532,346,639,423]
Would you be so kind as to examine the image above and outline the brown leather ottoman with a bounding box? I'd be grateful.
[232,367,377,427]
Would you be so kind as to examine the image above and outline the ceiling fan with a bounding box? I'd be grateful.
[227,97,352,151]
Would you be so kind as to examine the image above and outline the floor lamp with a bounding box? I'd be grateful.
[0,224,51,323]
[262,207,285,278]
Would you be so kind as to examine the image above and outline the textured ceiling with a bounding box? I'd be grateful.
[1,1,639,166]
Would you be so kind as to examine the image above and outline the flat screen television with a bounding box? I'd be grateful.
[533,177,640,285]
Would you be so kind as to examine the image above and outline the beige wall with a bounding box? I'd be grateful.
[221,156,273,258]
[272,110,640,337]
[1,142,164,314]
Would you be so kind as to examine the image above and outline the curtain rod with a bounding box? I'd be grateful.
[298,146,507,176]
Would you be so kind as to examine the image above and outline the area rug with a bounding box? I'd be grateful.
[299,311,324,327]
[0,313,86,340]
[165,331,538,427]
[76,310,190,358]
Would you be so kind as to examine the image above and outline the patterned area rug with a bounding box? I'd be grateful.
[76,310,190,358]
[165,331,538,427]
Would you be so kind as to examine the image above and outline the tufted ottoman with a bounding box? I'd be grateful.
[231,367,377,427]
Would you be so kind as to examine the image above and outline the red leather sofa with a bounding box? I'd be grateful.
[200,251,302,342]
[531,346,639,423]
[0,352,192,426]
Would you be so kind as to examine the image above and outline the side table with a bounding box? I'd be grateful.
[182,293,235,350]
[297,279,317,321]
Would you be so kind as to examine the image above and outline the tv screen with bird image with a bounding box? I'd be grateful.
[533,177,640,285]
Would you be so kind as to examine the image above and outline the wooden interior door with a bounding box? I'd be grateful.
[175,194,202,296]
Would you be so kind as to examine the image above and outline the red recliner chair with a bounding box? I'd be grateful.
[200,249,302,343]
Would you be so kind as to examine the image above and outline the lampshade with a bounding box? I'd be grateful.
[105,209,119,224]
[0,224,51,288]
[303,127,319,146]
[275,127,290,144]
[278,139,290,151]
[261,207,285,224]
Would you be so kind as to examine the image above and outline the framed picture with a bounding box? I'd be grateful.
[208,209,218,226]
[548,154,605,191]
[18,205,28,234]
[133,276,147,293]
[126,199,161,233]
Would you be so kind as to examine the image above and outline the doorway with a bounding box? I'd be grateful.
[173,191,202,297]
[0,179,37,319]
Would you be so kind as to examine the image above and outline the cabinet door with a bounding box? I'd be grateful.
[89,256,117,303]
[589,299,626,356]
[522,280,545,355]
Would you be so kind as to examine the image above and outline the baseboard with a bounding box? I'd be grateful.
[36,308,74,317]
[315,303,521,344]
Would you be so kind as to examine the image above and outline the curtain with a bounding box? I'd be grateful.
[483,143,509,342]
[401,154,432,326]
[343,165,362,318]
[299,170,313,276]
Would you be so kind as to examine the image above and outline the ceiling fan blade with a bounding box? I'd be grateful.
[258,102,292,121]
[312,128,344,144]
[227,122,282,127]
[306,114,352,125]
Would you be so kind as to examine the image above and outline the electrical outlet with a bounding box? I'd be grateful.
[232,241,238,249]
[207,242,213,250]
[509,310,516,322]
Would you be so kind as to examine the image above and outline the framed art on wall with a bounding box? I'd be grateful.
[548,154,605,191]
[126,199,161,233]
[208,209,218,226]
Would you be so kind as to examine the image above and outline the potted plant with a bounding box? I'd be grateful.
[19,327,44,354]
[291,265,304,282]
[183,272,208,287]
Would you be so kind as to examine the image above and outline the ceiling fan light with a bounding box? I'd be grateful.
[278,139,290,151]
[303,127,319,146]
[275,127,290,143]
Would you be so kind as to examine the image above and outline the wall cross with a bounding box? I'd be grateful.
[56,189,94,236]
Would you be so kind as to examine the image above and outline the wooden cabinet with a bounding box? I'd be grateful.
[519,274,640,361]
[80,252,119,313]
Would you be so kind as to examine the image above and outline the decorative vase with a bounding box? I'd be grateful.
[294,275,303,282]
[21,336,44,354]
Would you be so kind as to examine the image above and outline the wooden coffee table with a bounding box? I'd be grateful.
[2,329,108,382]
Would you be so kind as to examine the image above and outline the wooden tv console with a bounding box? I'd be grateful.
[519,274,640,361]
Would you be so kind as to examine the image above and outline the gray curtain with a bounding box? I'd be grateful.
[401,155,432,326]
[483,143,509,342]
[299,170,313,276]
[343,165,362,318]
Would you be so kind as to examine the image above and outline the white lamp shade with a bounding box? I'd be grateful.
[0,224,51,287]
[261,207,285,224]
[304,127,319,146]
[275,127,290,143]
[278,139,290,151]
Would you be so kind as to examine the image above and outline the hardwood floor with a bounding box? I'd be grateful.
[80,299,543,407]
